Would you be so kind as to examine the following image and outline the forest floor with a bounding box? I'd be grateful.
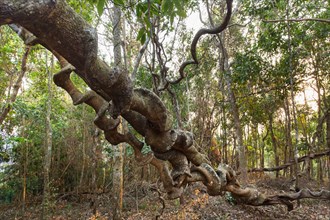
[1,175,329,220]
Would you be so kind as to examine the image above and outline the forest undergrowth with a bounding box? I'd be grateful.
[1,174,329,220]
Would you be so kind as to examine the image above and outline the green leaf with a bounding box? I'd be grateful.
[113,0,125,6]
[136,4,142,17]
[174,0,186,17]
[10,136,28,143]
[137,28,147,44]
[97,0,106,16]
[161,0,172,14]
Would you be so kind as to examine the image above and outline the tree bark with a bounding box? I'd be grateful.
[283,98,293,177]
[41,52,53,220]
[0,46,30,124]
[269,114,279,177]
[286,0,300,191]
[21,116,28,215]
[111,5,125,219]
[218,38,247,183]
[0,0,133,118]
[79,106,87,191]
[326,108,330,148]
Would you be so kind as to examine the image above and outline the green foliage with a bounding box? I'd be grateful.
[134,66,153,88]
[96,0,106,16]
[68,0,96,22]
[232,51,264,83]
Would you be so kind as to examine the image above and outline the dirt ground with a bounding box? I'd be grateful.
[1,176,329,220]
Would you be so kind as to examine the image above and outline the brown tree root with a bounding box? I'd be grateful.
[188,163,330,211]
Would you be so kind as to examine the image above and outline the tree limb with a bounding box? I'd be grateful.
[263,18,330,24]
[248,149,330,172]
[169,0,233,85]
[0,45,31,124]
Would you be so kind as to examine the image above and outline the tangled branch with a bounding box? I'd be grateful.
[168,0,233,86]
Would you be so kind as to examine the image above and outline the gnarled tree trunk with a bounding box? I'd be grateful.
[1,0,329,212]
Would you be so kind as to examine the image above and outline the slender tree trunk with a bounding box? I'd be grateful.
[323,91,329,180]
[222,106,228,164]
[260,139,265,169]
[217,41,246,181]
[284,97,293,177]
[315,73,325,182]
[111,5,124,220]
[113,121,124,220]
[222,50,247,183]
[186,78,193,133]
[167,88,183,128]
[22,144,27,214]
[207,0,247,177]
[326,106,330,149]
[269,114,279,177]
[302,90,312,179]
[286,0,300,191]
[0,46,31,124]
[79,106,87,191]
[90,128,101,214]
[21,116,28,215]
[41,52,53,220]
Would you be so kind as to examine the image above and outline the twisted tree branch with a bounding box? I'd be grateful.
[168,0,233,85]
[1,0,328,211]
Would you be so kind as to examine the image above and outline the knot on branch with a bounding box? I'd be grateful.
[53,64,76,87]
[106,69,133,118]
[232,187,267,206]
[131,88,171,132]
[217,163,238,185]
[145,129,176,153]
[172,130,194,150]
[153,149,190,188]
[192,163,226,196]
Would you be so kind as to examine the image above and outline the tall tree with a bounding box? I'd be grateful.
[41,52,53,220]
[111,4,124,219]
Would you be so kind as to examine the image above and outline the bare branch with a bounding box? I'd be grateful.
[249,149,330,172]
[131,38,150,82]
[263,18,330,24]
[168,0,233,86]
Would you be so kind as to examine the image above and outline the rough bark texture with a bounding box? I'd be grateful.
[0,0,133,117]
[1,0,329,210]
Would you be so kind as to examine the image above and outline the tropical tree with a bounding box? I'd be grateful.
[0,0,329,213]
